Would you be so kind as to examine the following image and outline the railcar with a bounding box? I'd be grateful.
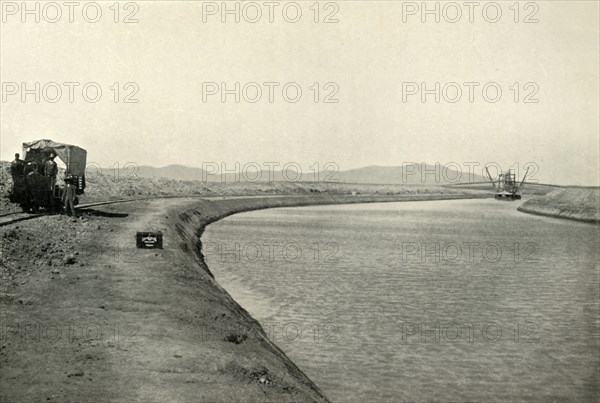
[9,139,86,213]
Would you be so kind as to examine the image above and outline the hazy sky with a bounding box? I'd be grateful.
[1,1,599,185]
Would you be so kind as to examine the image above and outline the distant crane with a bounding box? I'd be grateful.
[485,167,530,200]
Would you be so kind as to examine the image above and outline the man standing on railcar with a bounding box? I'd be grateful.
[10,153,24,176]
[44,153,58,196]
[10,153,24,191]
[10,153,25,194]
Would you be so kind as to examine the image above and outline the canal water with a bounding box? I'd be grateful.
[203,199,599,402]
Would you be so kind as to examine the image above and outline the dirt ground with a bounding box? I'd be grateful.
[518,187,600,224]
[0,198,331,402]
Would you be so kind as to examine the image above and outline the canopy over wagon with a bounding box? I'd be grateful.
[22,139,87,179]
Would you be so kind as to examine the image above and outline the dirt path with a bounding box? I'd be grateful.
[1,198,328,402]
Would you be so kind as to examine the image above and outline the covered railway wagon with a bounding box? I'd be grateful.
[10,139,87,213]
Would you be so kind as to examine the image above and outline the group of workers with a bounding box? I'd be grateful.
[10,152,77,216]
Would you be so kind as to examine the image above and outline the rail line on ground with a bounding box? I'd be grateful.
[0,196,206,227]
[0,195,300,227]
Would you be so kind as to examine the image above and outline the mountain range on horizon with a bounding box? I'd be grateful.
[113,164,489,185]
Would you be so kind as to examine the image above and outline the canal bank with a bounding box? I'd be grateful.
[170,193,490,400]
[0,193,486,402]
[517,188,600,224]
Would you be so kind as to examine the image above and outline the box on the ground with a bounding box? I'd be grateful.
[136,231,163,249]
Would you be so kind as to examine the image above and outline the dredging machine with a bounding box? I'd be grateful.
[485,167,529,200]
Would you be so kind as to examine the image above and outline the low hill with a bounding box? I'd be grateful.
[130,164,488,185]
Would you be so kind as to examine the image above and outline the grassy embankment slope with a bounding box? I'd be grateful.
[518,187,600,224]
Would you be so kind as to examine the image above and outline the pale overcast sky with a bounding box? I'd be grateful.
[1,1,599,185]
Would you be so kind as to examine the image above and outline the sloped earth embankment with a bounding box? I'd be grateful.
[1,198,329,402]
[1,193,486,402]
[517,188,600,224]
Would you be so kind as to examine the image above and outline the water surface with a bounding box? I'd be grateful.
[204,199,599,402]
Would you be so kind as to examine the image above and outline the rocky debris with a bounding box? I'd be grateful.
[63,254,76,265]
[224,333,248,344]
[17,298,32,305]
[251,369,273,385]
[0,213,100,293]
[259,374,272,385]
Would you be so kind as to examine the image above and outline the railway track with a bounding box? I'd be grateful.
[0,196,202,227]
[0,211,42,226]
[0,194,303,227]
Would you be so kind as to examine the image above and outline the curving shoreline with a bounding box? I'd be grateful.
[0,192,488,402]
[171,193,489,400]
[174,193,490,278]
[517,188,600,224]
